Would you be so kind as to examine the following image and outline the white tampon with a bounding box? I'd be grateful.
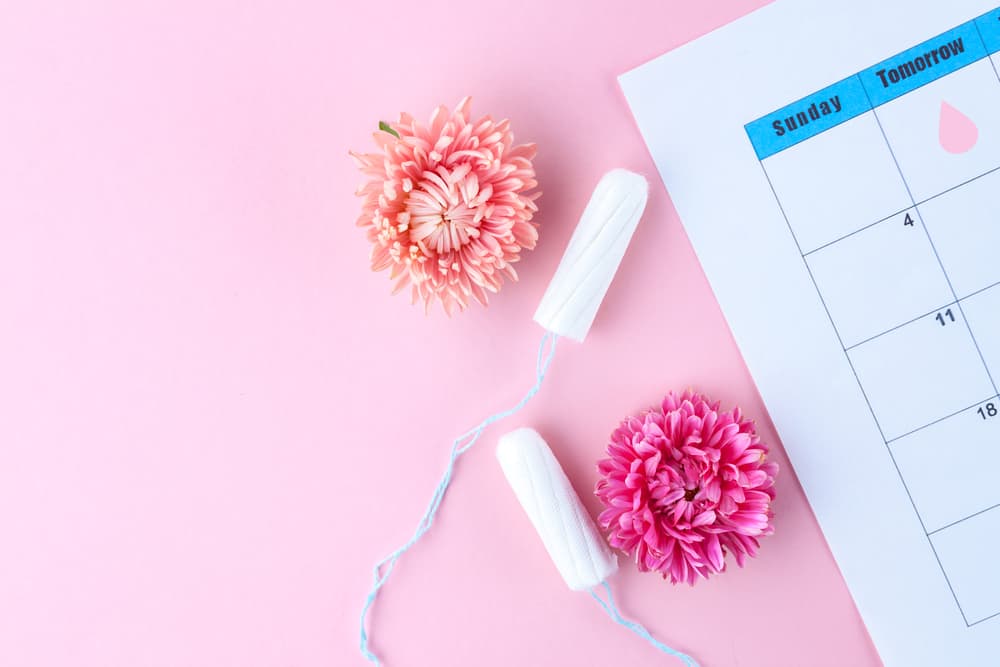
[361,167,698,666]
[534,169,649,342]
[496,427,617,590]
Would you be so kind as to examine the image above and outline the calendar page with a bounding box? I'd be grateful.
[621,1,1000,664]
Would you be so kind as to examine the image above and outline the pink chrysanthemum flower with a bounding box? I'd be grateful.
[350,98,540,314]
[595,391,778,585]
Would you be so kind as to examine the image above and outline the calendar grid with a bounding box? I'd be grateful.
[866,96,1000,399]
[844,303,956,352]
[742,5,1000,626]
[844,276,1000,352]
[801,161,1000,257]
[885,395,998,444]
[755,158,975,627]
[746,8,1000,625]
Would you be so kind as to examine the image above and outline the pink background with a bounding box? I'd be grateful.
[0,1,882,665]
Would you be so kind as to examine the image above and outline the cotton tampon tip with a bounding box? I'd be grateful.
[496,427,618,591]
[534,169,649,342]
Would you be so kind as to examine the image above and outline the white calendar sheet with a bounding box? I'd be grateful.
[621,1,1000,665]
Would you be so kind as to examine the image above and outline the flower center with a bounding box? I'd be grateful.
[407,180,482,255]
[684,487,698,502]
[429,203,476,253]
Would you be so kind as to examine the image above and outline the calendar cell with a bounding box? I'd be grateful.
[890,400,1000,532]
[931,505,1000,624]
[763,113,911,253]
[848,309,995,440]
[807,208,954,347]
[876,60,1000,202]
[919,169,1000,298]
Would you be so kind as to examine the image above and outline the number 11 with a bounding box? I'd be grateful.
[936,308,955,326]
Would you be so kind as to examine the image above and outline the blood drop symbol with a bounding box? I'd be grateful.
[939,101,978,154]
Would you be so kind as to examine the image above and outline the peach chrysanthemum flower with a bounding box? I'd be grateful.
[350,98,540,314]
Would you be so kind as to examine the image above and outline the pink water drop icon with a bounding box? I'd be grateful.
[939,101,978,154]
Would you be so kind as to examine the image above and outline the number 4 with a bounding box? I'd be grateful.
[904,213,914,227]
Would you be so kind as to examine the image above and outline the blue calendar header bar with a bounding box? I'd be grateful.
[746,77,870,160]
[746,5,1000,160]
[860,21,986,107]
[978,7,1000,54]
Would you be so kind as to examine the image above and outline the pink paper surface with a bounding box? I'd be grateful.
[0,1,881,665]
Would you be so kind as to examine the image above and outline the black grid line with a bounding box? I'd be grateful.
[885,395,998,444]
[833,277,1000,353]
[929,501,1000,536]
[913,162,1000,211]
[843,303,958,351]
[803,207,910,257]
[970,609,1000,627]
[961,277,1000,302]
[803,162,1000,257]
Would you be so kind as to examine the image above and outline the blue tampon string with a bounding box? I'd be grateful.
[590,580,699,666]
[359,330,559,665]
